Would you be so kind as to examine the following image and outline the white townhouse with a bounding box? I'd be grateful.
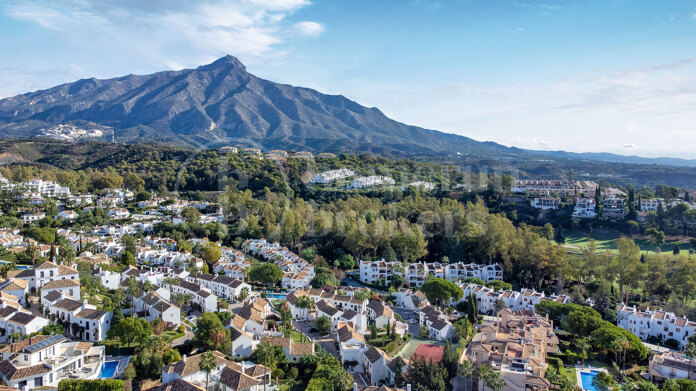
[0,296,50,339]
[134,291,181,327]
[107,208,131,219]
[170,279,218,312]
[39,279,80,301]
[0,279,28,306]
[96,268,121,290]
[337,323,368,369]
[363,346,391,386]
[316,300,343,332]
[0,335,105,390]
[419,305,454,341]
[12,261,79,292]
[21,212,46,224]
[44,296,112,342]
[393,288,429,310]
[184,273,250,302]
[617,304,696,349]
[366,300,394,329]
[229,326,256,358]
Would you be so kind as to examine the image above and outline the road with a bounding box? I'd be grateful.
[392,307,421,335]
[171,331,194,347]
[293,319,338,356]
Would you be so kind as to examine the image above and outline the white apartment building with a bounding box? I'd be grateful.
[572,197,597,219]
[309,169,355,184]
[512,179,597,197]
[359,260,503,287]
[21,179,71,197]
[348,176,396,189]
[641,198,664,212]
[617,304,696,349]
[531,197,560,211]
[44,296,112,342]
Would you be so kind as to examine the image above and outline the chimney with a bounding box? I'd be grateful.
[82,299,87,310]
[353,383,357,391]
[407,385,412,391]
[182,355,186,362]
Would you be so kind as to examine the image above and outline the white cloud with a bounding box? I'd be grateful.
[623,144,636,149]
[2,0,316,70]
[294,21,325,37]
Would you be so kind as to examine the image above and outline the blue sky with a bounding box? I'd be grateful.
[2,0,696,158]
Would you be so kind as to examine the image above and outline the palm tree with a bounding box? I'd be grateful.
[458,360,475,384]
[559,376,577,391]
[296,295,314,321]
[198,351,218,391]
[254,342,275,391]
[576,337,591,366]
[685,342,696,380]
[210,329,226,351]
[26,243,39,268]
[188,260,200,282]
[478,364,495,391]
[238,286,249,303]
[126,276,140,317]
[163,277,179,298]
[620,339,631,370]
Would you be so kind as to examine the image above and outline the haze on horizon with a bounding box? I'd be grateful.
[1,0,695,159]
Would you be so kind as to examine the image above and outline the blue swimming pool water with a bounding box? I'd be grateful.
[580,370,601,391]
[267,293,287,300]
[99,360,119,378]
[15,265,30,270]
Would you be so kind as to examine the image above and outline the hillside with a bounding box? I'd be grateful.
[0,55,522,158]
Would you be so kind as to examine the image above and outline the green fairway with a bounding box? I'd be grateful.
[564,228,693,255]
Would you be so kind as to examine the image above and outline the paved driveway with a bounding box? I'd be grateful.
[392,307,420,335]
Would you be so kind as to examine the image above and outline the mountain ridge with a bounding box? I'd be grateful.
[1,55,695,168]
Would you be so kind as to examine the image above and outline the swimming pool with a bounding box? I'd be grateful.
[266,293,287,300]
[99,360,119,378]
[15,265,30,270]
[580,370,601,391]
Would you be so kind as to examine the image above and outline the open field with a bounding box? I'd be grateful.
[563,228,693,255]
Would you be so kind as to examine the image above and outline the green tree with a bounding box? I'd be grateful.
[591,372,616,391]
[248,263,283,285]
[107,317,153,347]
[315,315,332,334]
[193,312,230,351]
[421,277,464,308]
[202,242,222,264]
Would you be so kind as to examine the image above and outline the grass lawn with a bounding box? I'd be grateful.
[281,328,305,343]
[161,330,185,342]
[564,228,692,254]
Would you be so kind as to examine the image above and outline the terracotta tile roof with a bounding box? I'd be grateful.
[161,351,227,377]
[0,361,50,381]
[148,380,205,391]
[218,366,261,391]
[41,279,80,289]
[0,335,53,353]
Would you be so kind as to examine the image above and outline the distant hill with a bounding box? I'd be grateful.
[529,150,696,168]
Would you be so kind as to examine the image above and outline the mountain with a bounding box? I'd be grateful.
[527,150,696,168]
[0,55,523,158]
